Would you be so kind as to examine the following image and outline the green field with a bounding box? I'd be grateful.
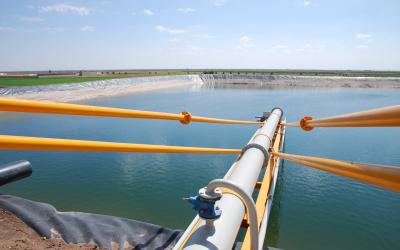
[0,76,124,87]
[0,70,190,87]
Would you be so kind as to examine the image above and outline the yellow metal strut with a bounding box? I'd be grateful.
[0,134,241,154]
[0,97,263,125]
[271,149,400,192]
[284,105,400,130]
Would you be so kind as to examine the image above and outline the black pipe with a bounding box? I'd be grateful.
[0,160,32,186]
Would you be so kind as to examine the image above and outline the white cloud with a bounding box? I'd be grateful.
[194,34,213,39]
[80,25,95,32]
[356,33,372,40]
[156,25,187,34]
[213,0,227,6]
[20,16,44,22]
[44,27,64,33]
[240,36,251,43]
[0,26,15,31]
[356,45,369,49]
[169,38,180,42]
[177,8,196,13]
[239,36,255,48]
[41,4,90,16]
[143,9,154,16]
[303,1,311,6]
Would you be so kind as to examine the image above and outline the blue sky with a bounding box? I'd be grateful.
[0,0,399,71]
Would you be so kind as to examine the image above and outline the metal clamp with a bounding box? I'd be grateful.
[239,143,269,167]
[254,132,272,145]
[180,111,192,125]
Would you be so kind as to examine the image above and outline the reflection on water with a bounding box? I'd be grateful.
[0,88,399,250]
[265,159,284,247]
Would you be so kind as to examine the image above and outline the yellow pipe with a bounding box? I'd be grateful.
[0,134,242,154]
[284,105,400,130]
[191,115,262,125]
[271,150,400,192]
[0,97,262,125]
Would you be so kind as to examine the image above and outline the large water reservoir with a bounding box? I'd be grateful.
[1,87,399,250]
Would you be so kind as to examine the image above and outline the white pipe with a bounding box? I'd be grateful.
[174,127,264,249]
[175,108,282,250]
[205,179,259,250]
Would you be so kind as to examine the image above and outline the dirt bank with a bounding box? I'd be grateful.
[0,208,109,250]
[200,74,400,89]
[1,74,399,103]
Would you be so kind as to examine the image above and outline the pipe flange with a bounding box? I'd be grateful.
[199,187,222,201]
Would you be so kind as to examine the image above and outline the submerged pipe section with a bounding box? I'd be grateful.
[176,108,282,250]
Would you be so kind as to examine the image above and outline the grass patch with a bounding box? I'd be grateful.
[0,71,190,87]
[0,76,124,87]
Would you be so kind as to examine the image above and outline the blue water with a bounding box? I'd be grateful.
[0,88,399,250]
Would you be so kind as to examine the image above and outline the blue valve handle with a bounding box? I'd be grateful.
[187,195,222,220]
